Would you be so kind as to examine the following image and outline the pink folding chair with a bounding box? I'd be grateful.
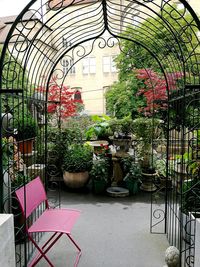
[15,176,81,267]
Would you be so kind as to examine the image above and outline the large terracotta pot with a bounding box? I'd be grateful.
[18,139,34,154]
[63,171,89,188]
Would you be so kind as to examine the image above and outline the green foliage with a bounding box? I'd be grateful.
[123,164,142,182]
[63,143,93,172]
[175,149,200,176]
[90,158,109,182]
[132,117,162,169]
[85,115,113,140]
[14,113,38,141]
[11,173,31,188]
[105,76,146,119]
[121,157,142,182]
[0,46,30,92]
[117,4,199,74]
[121,156,134,175]
[182,180,200,214]
[156,159,167,177]
[106,4,199,118]
[109,116,133,136]
[2,137,14,170]
[132,117,162,147]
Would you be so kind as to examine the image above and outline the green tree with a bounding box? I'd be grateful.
[106,4,199,118]
[0,46,30,92]
[105,73,146,119]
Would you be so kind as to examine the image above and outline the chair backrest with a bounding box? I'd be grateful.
[15,176,47,219]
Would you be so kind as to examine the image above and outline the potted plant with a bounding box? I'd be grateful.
[109,116,133,152]
[122,158,142,195]
[132,117,162,191]
[85,115,113,141]
[15,113,38,154]
[90,157,109,194]
[62,143,93,188]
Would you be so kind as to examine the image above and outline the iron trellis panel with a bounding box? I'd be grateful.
[0,0,200,266]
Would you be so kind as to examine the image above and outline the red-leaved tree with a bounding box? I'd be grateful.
[36,76,83,118]
[135,69,183,116]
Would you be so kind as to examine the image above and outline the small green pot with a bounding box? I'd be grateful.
[125,180,139,195]
[92,179,107,194]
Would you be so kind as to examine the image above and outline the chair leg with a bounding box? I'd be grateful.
[28,233,63,267]
[66,234,82,267]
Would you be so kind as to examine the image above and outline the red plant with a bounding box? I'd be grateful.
[135,69,183,116]
[35,76,83,118]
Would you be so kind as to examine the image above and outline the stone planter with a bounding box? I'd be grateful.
[63,171,90,188]
[111,138,132,152]
[140,171,157,192]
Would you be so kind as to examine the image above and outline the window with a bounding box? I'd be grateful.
[74,90,82,101]
[62,58,75,75]
[103,56,117,73]
[82,57,96,74]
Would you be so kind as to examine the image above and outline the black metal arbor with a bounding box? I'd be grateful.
[0,0,200,266]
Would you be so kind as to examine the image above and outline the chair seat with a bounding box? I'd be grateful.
[28,208,80,234]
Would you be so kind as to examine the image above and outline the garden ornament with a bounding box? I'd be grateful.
[164,246,179,267]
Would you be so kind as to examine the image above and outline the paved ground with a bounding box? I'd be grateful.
[37,187,169,267]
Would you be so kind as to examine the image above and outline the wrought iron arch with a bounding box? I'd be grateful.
[0,1,200,266]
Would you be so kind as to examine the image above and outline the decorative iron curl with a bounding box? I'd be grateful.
[161,0,187,20]
[20,9,43,30]
[47,0,72,11]
[8,34,29,54]
[184,219,195,239]
[15,252,21,264]
[186,255,195,266]
[178,25,193,44]
[2,61,22,84]
[72,44,87,58]
[52,68,65,80]
[190,57,200,76]
[47,181,60,208]
[96,37,107,49]
[107,36,119,48]
[151,208,165,228]
[47,163,61,178]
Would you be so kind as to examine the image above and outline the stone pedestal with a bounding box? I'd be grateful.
[27,164,45,181]
[0,214,15,267]
[112,152,129,185]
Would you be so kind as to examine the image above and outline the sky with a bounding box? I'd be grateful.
[0,0,37,17]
